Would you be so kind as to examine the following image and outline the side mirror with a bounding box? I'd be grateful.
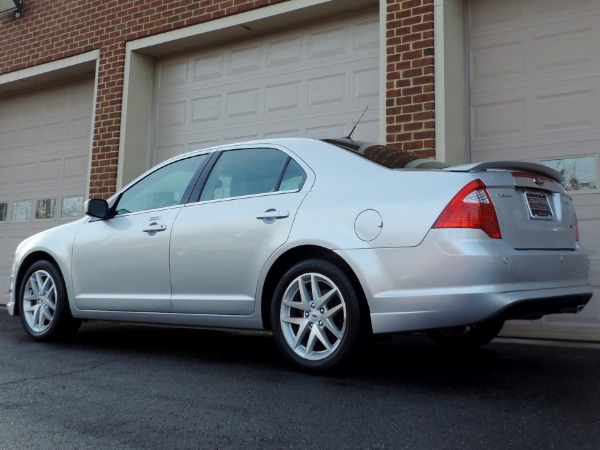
[84,199,110,219]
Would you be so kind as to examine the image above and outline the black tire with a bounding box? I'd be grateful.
[271,259,364,373]
[18,260,81,341]
[427,319,504,350]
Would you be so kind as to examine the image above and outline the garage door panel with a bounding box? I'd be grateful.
[157,56,378,124]
[228,44,262,74]
[43,121,66,145]
[471,14,600,93]
[155,106,379,162]
[263,129,301,139]
[157,20,377,97]
[0,79,93,304]
[153,144,185,165]
[469,0,600,340]
[153,10,379,164]
[158,60,188,89]
[265,81,301,113]
[223,133,259,145]
[18,125,41,149]
[470,0,600,41]
[64,155,88,180]
[533,86,597,133]
[471,77,600,153]
[68,116,93,142]
[226,88,260,118]
[15,163,36,184]
[531,20,596,73]
[191,95,221,122]
[471,98,526,142]
[38,159,62,182]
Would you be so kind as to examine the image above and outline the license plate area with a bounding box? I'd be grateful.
[524,191,553,219]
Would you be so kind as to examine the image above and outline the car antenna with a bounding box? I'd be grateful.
[344,106,368,140]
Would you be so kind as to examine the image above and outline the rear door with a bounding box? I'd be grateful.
[169,146,311,315]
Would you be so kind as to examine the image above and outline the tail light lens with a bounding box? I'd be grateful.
[433,179,502,239]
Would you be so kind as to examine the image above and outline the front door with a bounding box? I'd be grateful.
[71,154,208,312]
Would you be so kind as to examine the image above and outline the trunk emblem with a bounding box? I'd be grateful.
[533,178,545,186]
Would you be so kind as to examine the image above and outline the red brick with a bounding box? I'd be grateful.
[1,0,438,196]
[386,0,435,151]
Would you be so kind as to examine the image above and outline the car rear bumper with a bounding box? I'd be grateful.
[368,286,592,334]
[336,229,593,334]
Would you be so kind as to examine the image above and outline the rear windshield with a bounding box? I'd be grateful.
[322,138,448,169]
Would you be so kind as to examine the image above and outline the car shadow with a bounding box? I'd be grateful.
[49,320,599,396]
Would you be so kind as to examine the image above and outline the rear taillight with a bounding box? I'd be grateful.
[574,209,580,242]
[432,179,502,239]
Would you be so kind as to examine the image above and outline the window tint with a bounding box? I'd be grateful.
[201,148,289,201]
[116,155,207,215]
[279,159,306,191]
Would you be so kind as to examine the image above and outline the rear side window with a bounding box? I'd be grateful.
[279,159,307,191]
[322,138,448,169]
[200,148,307,201]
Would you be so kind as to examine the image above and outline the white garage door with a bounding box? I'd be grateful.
[0,80,94,304]
[152,10,379,164]
[468,0,600,340]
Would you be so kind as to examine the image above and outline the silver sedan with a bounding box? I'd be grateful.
[8,138,592,372]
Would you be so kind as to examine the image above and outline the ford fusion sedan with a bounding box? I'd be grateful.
[8,138,592,372]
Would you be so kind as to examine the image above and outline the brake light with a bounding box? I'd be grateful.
[433,179,502,239]
[511,171,555,183]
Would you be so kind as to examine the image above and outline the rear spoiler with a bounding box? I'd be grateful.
[445,161,562,183]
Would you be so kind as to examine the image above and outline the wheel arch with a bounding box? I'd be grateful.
[13,251,64,316]
[260,245,372,333]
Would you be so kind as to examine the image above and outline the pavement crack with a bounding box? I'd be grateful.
[0,359,122,387]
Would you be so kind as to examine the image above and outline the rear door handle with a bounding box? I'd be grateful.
[256,209,290,220]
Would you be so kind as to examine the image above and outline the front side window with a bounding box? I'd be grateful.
[201,148,300,201]
[116,155,207,215]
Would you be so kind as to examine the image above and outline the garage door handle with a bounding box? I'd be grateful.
[142,223,167,233]
[256,209,289,220]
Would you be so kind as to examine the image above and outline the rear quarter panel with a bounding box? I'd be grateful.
[287,142,476,249]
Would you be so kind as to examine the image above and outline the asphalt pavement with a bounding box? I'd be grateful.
[1,306,599,449]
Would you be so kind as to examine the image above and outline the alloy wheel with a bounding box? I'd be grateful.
[279,272,347,361]
[22,270,57,334]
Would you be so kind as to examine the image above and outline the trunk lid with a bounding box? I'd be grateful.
[446,162,577,250]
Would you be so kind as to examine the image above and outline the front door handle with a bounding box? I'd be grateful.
[256,209,290,220]
[142,223,167,233]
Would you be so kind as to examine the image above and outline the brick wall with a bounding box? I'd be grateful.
[0,0,289,198]
[385,0,435,158]
[1,0,436,197]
